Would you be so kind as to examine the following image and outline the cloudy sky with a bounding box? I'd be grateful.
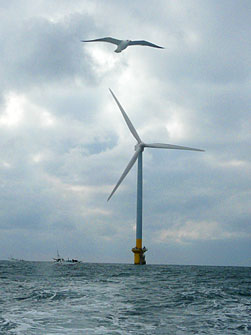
[0,0,250,266]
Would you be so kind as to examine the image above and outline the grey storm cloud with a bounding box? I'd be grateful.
[0,0,250,265]
[1,16,94,91]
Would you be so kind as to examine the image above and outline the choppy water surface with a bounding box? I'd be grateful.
[0,261,250,334]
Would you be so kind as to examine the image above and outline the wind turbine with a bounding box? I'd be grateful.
[108,89,204,265]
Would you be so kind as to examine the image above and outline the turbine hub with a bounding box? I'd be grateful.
[135,143,145,152]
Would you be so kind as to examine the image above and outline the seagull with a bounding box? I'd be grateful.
[81,37,164,53]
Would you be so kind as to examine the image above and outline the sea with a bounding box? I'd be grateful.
[0,261,250,335]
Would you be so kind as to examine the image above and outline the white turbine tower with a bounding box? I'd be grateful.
[108,89,204,264]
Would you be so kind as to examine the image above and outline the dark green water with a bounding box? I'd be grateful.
[0,261,250,334]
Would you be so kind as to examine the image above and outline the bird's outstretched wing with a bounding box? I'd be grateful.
[129,40,164,49]
[81,37,121,46]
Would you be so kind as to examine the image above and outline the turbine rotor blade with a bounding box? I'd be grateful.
[144,143,204,152]
[109,89,142,144]
[107,148,141,201]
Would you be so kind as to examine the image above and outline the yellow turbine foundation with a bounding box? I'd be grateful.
[132,239,147,265]
[136,238,142,249]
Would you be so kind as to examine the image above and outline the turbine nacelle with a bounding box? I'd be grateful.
[135,143,145,152]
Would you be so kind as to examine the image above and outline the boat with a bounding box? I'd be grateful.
[53,251,81,264]
[53,250,65,263]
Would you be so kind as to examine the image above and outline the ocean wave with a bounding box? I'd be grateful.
[0,262,250,335]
